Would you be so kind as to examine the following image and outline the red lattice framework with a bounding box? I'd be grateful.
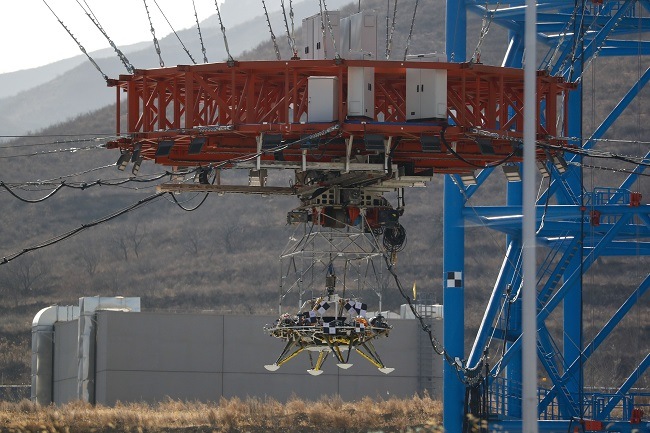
[107,59,573,174]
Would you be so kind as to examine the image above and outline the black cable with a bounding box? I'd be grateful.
[441,126,517,169]
[382,252,486,385]
[383,224,407,252]
[0,144,104,159]
[0,172,171,203]
[0,192,166,265]
[168,192,211,211]
[0,137,115,149]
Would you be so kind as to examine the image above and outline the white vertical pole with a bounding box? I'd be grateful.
[523,0,538,432]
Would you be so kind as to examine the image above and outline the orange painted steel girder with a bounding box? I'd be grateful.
[106,59,573,174]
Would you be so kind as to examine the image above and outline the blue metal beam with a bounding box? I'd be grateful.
[490,214,634,377]
[580,66,650,152]
[598,353,650,419]
[467,242,521,368]
[538,275,650,414]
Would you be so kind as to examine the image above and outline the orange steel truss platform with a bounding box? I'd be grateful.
[106,59,573,175]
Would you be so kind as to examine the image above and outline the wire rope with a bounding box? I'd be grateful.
[214,0,234,63]
[142,0,165,67]
[152,0,197,64]
[74,0,135,73]
[0,192,166,265]
[280,0,297,56]
[385,0,398,59]
[40,0,108,81]
[402,0,420,60]
[192,0,209,63]
[262,0,282,60]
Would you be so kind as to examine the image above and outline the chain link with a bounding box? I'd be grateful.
[152,0,197,64]
[75,0,135,73]
[386,0,398,59]
[214,0,234,63]
[192,0,209,63]
[403,0,420,60]
[41,0,108,81]
[280,0,296,56]
[262,0,282,60]
[472,0,501,63]
[142,0,164,67]
[321,0,339,59]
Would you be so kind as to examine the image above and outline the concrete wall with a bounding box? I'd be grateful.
[52,311,442,405]
[53,319,79,404]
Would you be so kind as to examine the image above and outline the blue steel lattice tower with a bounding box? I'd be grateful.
[444,1,650,432]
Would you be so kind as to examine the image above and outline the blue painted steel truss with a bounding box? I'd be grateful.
[444,1,650,432]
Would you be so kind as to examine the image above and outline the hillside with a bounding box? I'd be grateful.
[0,0,352,137]
[0,0,648,394]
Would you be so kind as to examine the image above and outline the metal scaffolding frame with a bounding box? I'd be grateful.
[444,1,650,432]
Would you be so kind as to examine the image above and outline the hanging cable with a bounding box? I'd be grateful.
[40,0,108,81]
[0,173,171,203]
[0,192,166,265]
[214,0,234,63]
[152,0,197,64]
[74,0,135,74]
[192,0,209,63]
[0,136,116,149]
[318,0,329,59]
[0,144,104,159]
[280,0,297,57]
[386,0,398,59]
[382,251,486,386]
[441,126,517,168]
[472,0,501,63]
[142,0,164,67]
[262,0,282,60]
[403,0,420,60]
[541,3,579,72]
[321,0,340,59]
[289,0,296,56]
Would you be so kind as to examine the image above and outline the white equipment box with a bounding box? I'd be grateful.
[347,66,374,118]
[308,76,339,122]
[406,68,448,120]
[340,11,378,59]
[302,12,341,60]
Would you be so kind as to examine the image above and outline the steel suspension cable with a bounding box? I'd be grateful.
[142,0,164,67]
[152,0,197,64]
[75,0,135,73]
[40,0,108,81]
[321,0,339,59]
[386,0,398,59]
[262,0,282,60]
[214,0,234,63]
[192,0,209,63]
[280,0,297,56]
[472,0,502,63]
[402,0,420,60]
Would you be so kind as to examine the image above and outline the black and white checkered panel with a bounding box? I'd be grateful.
[322,317,337,335]
[354,321,365,334]
[344,301,368,317]
[300,311,318,323]
[317,301,331,315]
[446,271,463,288]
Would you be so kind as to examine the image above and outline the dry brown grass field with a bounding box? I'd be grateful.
[0,395,443,433]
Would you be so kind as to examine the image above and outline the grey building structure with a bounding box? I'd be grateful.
[32,297,443,405]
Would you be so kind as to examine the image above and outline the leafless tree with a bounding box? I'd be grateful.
[183,227,203,255]
[112,237,129,261]
[79,244,101,276]
[129,221,146,258]
[0,257,48,307]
